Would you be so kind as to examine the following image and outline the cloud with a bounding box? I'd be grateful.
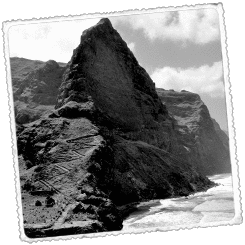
[151,61,225,97]
[112,8,220,44]
[8,18,100,62]
[127,42,136,52]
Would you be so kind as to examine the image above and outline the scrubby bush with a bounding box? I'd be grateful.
[22,180,35,192]
[25,160,35,169]
[45,196,55,207]
[35,200,42,206]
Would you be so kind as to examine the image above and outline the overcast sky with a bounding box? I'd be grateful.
[8,8,228,131]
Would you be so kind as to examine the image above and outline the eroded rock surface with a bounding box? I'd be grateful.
[10,57,66,124]
[16,19,214,237]
[156,89,231,175]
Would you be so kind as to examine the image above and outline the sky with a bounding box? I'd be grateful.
[8,8,228,131]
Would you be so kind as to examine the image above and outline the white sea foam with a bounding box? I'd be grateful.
[193,199,234,212]
[122,173,235,231]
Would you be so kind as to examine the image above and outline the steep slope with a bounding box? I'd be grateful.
[10,57,66,124]
[212,118,230,151]
[156,88,231,175]
[16,19,213,237]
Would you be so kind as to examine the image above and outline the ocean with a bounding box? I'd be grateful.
[122,173,235,232]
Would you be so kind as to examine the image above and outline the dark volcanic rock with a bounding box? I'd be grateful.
[156,89,231,175]
[56,18,168,133]
[10,57,66,124]
[16,19,214,237]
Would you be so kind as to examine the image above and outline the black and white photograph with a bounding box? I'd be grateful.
[0,1,243,243]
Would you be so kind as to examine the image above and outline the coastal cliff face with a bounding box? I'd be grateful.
[15,19,214,237]
[156,89,231,175]
[10,57,66,124]
[212,118,230,151]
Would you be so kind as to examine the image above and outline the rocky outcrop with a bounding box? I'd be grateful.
[156,89,231,175]
[16,19,214,237]
[10,57,66,124]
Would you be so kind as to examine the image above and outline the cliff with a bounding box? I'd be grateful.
[212,118,230,151]
[15,19,213,237]
[156,89,231,175]
[10,57,66,124]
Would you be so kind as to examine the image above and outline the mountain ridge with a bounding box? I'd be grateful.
[156,88,231,175]
[10,18,229,237]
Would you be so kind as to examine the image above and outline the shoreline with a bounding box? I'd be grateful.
[121,173,234,231]
[118,179,217,223]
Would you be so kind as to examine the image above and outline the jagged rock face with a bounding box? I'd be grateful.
[10,57,66,124]
[56,19,168,133]
[16,19,214,237]
[212,118,230,151]
[156,89,231,175]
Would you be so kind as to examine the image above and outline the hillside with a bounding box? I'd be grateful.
[10,57,66,124]
[10,19,229,237]
[156,89,231,175]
